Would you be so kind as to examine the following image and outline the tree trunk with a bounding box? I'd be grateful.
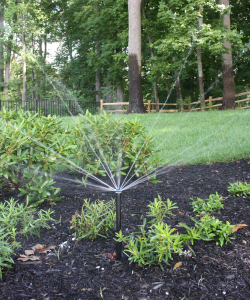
[116,85,124,109]
[22,30,26,104]
[3,19,13,98]
[213,56,219,86]
[39,37,43,101]
[116,59,124,111]
[13,9,17,61]
[219,0,235,109]
[197,6,205,111]
[42,35,46,96]
[18,75,21,98]
[0,3,4,92]
[142,2,159,112]
[115,42,124,111]
[95,57,101,103]
[31,34,35,101]
[127,0,146,113]
[44,34,47,61]
[3,45,11,98]
[105,72,113,103]
[68,37,76,89]
[95,7,101,103]
[175,71,183,112]
[173,57,183,112]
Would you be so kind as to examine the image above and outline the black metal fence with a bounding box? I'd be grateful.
[0,100,98,117]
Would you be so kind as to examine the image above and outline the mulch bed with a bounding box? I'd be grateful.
[1,159,250,300]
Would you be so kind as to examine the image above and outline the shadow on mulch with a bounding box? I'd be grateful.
[0,159,250,300]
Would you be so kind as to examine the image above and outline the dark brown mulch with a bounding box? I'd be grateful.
[1,159,250,300]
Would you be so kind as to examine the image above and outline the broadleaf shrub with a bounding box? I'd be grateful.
[0,109,76,206]
[71,111,161,181]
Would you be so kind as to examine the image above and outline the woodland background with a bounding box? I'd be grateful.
[0,0,249,111]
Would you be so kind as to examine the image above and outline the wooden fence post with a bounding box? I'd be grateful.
[148,100,151,113]
[209,96,212,110]
[100,99,103,113]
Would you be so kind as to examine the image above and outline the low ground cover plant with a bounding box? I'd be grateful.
[0,198,55,280]
[180,215,235,247]
[0,198,55,240]
[190,192,224,215]
[116,195,235,269]
[0,109,75,207]
[0,228,14,280]
[70,199,116,240]
[228,181,250,197]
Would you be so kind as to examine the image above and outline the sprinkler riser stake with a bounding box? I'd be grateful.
[115,190,122,260]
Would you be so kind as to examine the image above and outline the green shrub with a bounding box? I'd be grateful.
[228,181,250,197]
[19,168,60,207]
[71,111,161,182]
[0,108,76,206]
[70,199,116,240]
[190,192,224,215]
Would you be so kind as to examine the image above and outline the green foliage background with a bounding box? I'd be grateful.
[0,0,250,104]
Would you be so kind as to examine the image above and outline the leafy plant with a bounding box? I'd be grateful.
[181,215,235,247]
[117,218,183,269]
[0,198,55,240]
[0,198,55,280]
[116,196,183,269]
[190,192,224,215]
[228,181,250,197]
[71,111,161,182]
[19,168,60,207]
[117,194,236,269]
[0,228,14,280]
[146,195,178,223]
[0,108,76,206]
[70,199,116,240]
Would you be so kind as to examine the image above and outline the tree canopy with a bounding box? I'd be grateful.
[0,0,248,110]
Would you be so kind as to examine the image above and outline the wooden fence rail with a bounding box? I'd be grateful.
[100,91,250,113]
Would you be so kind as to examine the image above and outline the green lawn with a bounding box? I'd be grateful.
[63,109,250,166]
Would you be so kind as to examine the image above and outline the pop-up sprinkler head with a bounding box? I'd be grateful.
[115,190,122,259]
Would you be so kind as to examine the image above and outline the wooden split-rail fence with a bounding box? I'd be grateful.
[100,91,250,114]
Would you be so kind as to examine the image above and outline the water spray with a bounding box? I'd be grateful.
[115,189,122,259]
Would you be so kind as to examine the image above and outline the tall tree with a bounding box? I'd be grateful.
[219,0,235,109]
[127,0,146,113]
[173,58,183,112]
[21,12,26,104]
[142,1,159,112]
[0,2,4,92]
[197,6,205,111]
[3,36,11,97]
[95,6,101,103]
